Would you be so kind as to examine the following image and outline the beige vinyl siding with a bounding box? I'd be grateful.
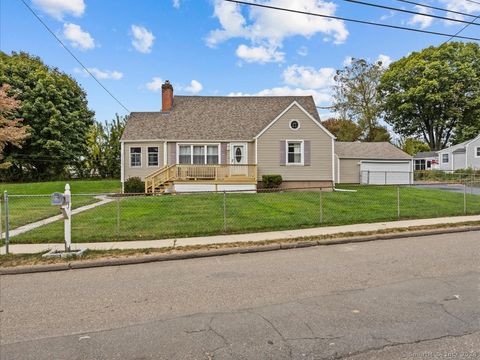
[248,142,255,164]
[338,159,361,183]
[257,104,332,181]
[124,141,164,180]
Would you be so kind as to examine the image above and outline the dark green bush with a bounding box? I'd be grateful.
[262,174,283,188]
[124,177,145,193]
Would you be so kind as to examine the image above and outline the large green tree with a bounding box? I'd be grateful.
[333,58,389,142]
[321,118,363,141]
[83,114,126,179]
[378,42,480,150]
[0,52,94,180]
[398,137,430,156]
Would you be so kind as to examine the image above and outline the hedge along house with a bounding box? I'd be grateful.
[120,80,335,193]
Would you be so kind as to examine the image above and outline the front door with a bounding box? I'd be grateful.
[230,143,247,176]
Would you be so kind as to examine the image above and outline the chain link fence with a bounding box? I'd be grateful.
[1,182,479,253]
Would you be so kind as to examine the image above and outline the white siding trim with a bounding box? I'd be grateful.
[163,142,167,166]
[254,101,335,140]
[331,138,335,185]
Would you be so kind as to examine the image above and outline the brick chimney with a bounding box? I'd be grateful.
[161,80,173,112]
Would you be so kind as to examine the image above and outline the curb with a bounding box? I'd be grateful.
[2,225,480,275]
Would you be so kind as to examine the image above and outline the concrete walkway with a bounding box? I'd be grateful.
[2,214,480,255]
[2,196,113,239]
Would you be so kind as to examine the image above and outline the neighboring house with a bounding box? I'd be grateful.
[414,151,439,171]
[121,81,335,193]
[437,134,480,171]
[334,142,413,185]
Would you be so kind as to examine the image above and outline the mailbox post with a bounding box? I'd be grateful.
[63,184,72,252]
[51,184,72,252]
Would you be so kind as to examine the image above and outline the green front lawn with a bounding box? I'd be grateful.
[1,180,121,229]
[0,179,121,195]
[11,185,480,244]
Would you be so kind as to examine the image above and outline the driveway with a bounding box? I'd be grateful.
[1,231,479,359]
[414,183,480,195]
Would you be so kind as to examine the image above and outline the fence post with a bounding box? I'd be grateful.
[319,187,323,224]
[397,186,400,220]
[116,197,120,240]
[223,191,227,233]
[4,191,9,255]
[464,182,467,215]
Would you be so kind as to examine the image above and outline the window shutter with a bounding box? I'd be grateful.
[168,143,176,165]
[304,140,311,166]
[221,143,228,164]
[279,140,286,166]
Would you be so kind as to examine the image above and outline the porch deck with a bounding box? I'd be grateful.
[145,164,257,193]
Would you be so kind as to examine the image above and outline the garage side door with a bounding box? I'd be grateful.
[360,161,411,185]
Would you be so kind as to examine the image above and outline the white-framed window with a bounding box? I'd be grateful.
[148,146,159,167]
[289,119,300,130]
[177,144,220,165]
[442,153,449,163]
[207,145,219,164]
[476,147,480,157]
[287,140,303,165]
[415,159,426,171]
[130,147,141,167]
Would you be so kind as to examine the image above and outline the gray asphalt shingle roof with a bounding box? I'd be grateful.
[414,151,438,159]
[122,95,320,141]
[335,142,412,160]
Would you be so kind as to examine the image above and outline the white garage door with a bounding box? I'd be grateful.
[360,161,411,185]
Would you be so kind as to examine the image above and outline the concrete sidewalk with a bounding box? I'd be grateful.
[2,214,480,255]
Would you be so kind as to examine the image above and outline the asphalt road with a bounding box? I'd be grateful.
[1,231,479,360]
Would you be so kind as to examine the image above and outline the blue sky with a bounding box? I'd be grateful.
[1,0,479,122]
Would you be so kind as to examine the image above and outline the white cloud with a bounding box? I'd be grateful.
[377,54,392,68]
[229,87,332,107]
[380,10,395,21]
[283,65,335,89]
[75,67,123,80]
[184,80,203,94]
[297,46,308,56]
[440,0,480,24]
[236,44,285,63]
[146,77,163,92]
[32,0,85,20]
[228,62,339,110]
[342,56,353,67]
[172,0,180,8]
[63,23,95,50]
[408,5,433,29]
[207,0,348,63]
[131,25,155,53]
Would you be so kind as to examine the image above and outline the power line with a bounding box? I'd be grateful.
[392,0,479,19]
[18,0,130,113]
[463,0,480,6]
[224,0,480,41]
[441,13,480,45]
[341,0,480,26]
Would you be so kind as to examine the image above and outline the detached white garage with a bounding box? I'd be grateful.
[335,142,413,185]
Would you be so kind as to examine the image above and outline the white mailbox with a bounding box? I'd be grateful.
[51,184,72,251]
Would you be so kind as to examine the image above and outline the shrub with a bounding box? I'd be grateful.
[124,177,145,193]
[262,174,283,188]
